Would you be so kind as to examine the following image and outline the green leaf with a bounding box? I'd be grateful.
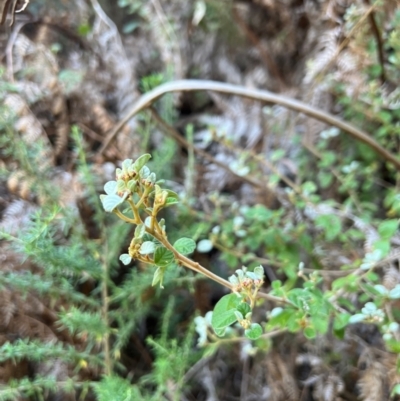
[333,313,351,331]
[211,294,242,337]
[374,284,389,296]
[389,285,400,299]
[302,181,317,195]
[173,237,196,255]
[139,241,156,255]
[234,310,244,321]
[391,384,400,397]
[311,313,329,334]
[117,179,125,192]
[134,224,145,239]
[147,172,156,184]
[154,247,175,267]
[100,194,124,212]
[315,214,342,241]
[95,375,141,401]
[197,239,213,253]
[253,266,264,280]
[378,219,398,239]
[303,326,316,339]
[271,280,282,290]
[332,274,358,291]
[122,159,133,171]
[267,308,295,330]
[245,323,263,340]
[373,239,390,257]
[287,310,304,332]
[236,302,251,317]
[133,154,151,172]
[271,149,285,162]
[127,180,137,192]
[165,189,179,200]
[140,165,150,178]
[104,181,117,195]
[349,314,365,323]
[152,266,165,288]
[164,197,179,207]
[223,253,239,268]
[119,254,132,265]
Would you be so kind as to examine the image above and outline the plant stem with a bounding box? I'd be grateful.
[97,80,400,170]
[135,187,151,209]
[113,209,136,224]
[147,225,292,305]
[127,199,142,224]
[100,243,112,375]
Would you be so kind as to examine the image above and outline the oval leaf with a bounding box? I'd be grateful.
[101,194,124,212]
[104,181,117,195]
[133,154,151,172]
[253,266,264,280]
[349,314,365,324]
[154,247,175,267]
[389,285,400,300]
[134,224,146,239]
[139,241,156,255]
[211,294,242,336]
[174,238,196,255]
[140,165,150,179]
[245,323,263,340]
[237,302,251,317]
[119,254,132,265]
[197,239,213,253]
[303,326,316,339]
[152,266,165,288]
[164,197,179,207]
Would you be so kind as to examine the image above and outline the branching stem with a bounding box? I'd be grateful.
[145,222,292,305]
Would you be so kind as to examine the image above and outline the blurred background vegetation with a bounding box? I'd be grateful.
[0,0,400,400]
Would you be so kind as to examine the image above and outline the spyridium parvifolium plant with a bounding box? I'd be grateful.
[99,154,267,339]
[99,155,400,345]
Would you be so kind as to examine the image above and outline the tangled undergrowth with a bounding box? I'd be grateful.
[0,0,400,400]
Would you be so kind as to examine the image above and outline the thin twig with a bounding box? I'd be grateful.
[97,80,400,170]
[363,0,386,84]
[149,107,263,189]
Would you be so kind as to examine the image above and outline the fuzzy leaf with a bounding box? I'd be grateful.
[173,238,196,255]
[104,181,117,195]
[211,294,242,336]
[389,285,400,299]
[122,159,133,171]
[127,180,137,192]
[139,241,156,255]
[303,326,316,339]
[197,239,213,253]
[134,224,145,239]
[378,219,398,239]
[140,166,150,179]
[152,266,165,288]
[236,302,251,317]
[164,197,179,207]
[349,314,365,323]
[119,254,132,265]
[253,266,264,280]
[245,323,263,340]
[154,247,174,267]
[133,154,151,172]
[101,194,124,212]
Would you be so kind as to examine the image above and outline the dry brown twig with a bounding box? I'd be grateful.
[97,80,400,170]
[0,0,29,26]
